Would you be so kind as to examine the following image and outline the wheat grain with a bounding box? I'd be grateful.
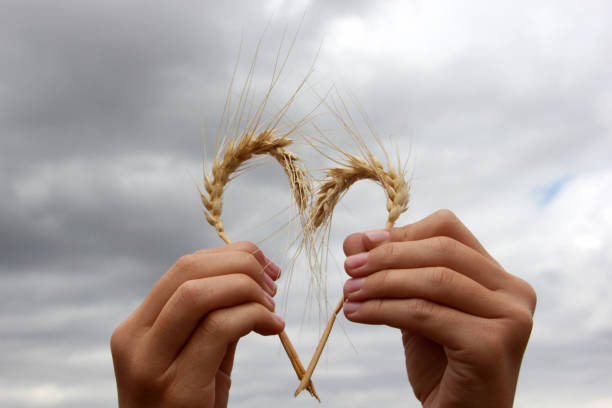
[311,153,409,230]
[200,129,311,242]
[295,148,409,397]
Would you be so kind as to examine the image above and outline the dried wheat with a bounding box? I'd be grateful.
[295,148,410,397]
[200,128,320,400]
[200,130,311,243]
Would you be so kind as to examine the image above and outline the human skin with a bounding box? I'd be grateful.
[110,241,285,408]
[111,210,535,407]
[342,209,537,408]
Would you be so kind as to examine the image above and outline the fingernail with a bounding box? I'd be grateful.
[263,271,277,294]
[263,291,275,308]
[365,229,390,244]
[345,252,368,270]
[273,313,285,326]
[344,278,364,295]
[343,301,361,314]
[264,256,281,279]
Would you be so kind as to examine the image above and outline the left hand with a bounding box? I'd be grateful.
[111,242,284,408]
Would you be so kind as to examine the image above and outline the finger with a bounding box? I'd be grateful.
[343,298,485,350]
[343,267,508,318]
[218,341,237,379]
[390,209,494,261]
[343,210,495,262]
[144,274,276,370]
[192,241,281,283]
[343,229,391,256]
[214,341,237,408]
[137,244,279,325]
[230,241,282,280]
[345,237,509,290]
[171,302,285,389]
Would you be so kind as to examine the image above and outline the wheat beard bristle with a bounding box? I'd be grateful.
[200,129,312,242]
[200,128,320,400]
[311,153,409,230]
[294,150,410,398]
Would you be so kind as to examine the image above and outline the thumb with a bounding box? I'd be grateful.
[344,229,391,255]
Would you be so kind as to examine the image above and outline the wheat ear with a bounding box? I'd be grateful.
[200,129,311,241]
[294,150,409,397]
[200,129,319,401]
[310,153,409,230]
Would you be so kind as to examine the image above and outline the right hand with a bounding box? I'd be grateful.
[110,242,285,408]
[342,210,536,407]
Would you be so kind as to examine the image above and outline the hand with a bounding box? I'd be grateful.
[342,210,536,408]
[110,242,285,408]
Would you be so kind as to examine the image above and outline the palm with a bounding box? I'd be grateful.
[169,342,235,408]
[402,330,448,405]
[404,330,507,408]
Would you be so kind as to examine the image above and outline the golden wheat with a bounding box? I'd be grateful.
[311,153,409,230]
[200,129,311,244]
[202,30,410,400]
[200,128,320,400]
[295,148,410,397]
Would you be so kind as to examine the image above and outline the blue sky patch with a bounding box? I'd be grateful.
[537,175,573,205]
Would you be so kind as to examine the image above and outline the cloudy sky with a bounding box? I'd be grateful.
[1,0,611,407]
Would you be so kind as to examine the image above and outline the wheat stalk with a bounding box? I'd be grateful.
[295,149,409,397]
[200,128,320,401]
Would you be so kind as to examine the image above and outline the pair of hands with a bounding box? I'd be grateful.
[111,210,536,407]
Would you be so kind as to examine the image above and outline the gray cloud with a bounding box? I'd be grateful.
[1,1,611,407]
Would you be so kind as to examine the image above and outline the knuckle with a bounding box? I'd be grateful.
[111,327,163,398]
[234,251,262,276]
[234,273,259,296]
[429,266,455,287]
[234,241,261,257]
[396,224,412,242]
[110,324,129,360]
[433,209,459,228]
[407,298,435,322]
[375,242,400,268]
[174,253,198,273]
[193,248,212,257]
[177,280,202,309]
[508,306,534,344]
[364,299,385,318]
[475,314,532,366]
[431,235,458,254]
[250,301,268,316]
[355,299,385,323]
[202,309,230,336]
[516,278,538,312]
[377,269,393,289]
[374,299,385,315]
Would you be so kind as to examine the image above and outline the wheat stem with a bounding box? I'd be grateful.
[201,129,319,400]
[295,151,409,397]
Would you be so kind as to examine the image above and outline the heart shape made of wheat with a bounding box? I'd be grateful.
[200,129,409,401]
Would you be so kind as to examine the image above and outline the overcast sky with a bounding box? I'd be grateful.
[1,1,611,407]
